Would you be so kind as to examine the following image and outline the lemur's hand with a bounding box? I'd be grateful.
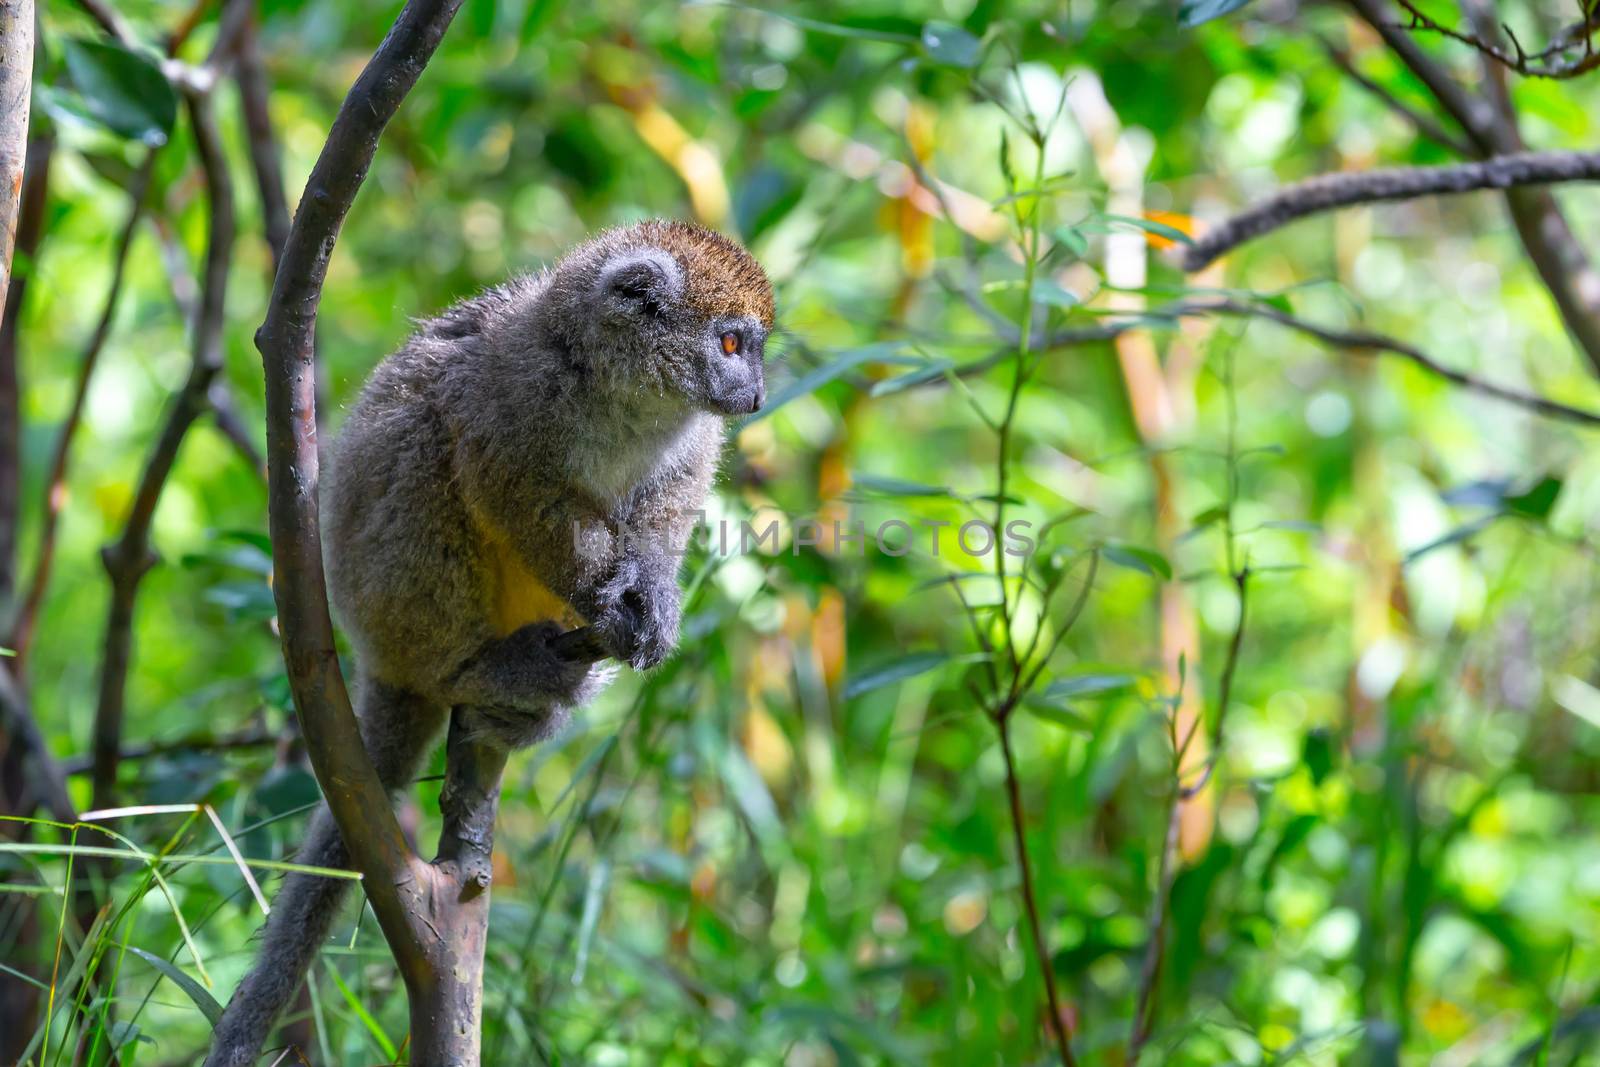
[592,555,680,671]
[504,621,595,699]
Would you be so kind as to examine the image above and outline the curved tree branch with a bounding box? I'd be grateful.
[1315,34,1473,155]
[90,90,235,810]
[253,0,486,1054]
[1390,0,1600,80]
[970,300,1600,427]
[9,154,157,664]
[1345,0,1600,375]
[1183,150,1600,271]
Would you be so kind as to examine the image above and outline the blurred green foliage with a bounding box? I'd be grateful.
[5,0,1600,1064]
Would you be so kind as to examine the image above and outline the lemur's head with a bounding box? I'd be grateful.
[571,219,773,416]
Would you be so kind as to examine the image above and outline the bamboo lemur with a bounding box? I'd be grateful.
[205,220,773,1065]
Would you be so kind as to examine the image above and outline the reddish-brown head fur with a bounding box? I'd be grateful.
[628,219,775,328]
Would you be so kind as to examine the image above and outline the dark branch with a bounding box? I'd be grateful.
[1315,35,1472,155]
[9,153,157,663]
[254,0,464,998]
[1391,0,1600,79]
[1345,0,1600,374]
[0,661,74,822]
[0,128,51,613]
[61,725,276,775]
[235,10,291,270]
[997,715,1079,1067]
[69,0,135,46]
[1004,300,1600,427]
[90,89,236,809]
[1183,150,1600,271]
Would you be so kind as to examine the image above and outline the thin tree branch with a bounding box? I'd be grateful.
[1195,298,1600,426]
[945,300,1600,427]
[10,0,253,663]
[1183,150,1600,271]
[60,724,275,775]
[207,382,266,476]
[1127,771,1182,1060]
[91,89,235,810]
[1315,35,1473,154]
[0,660,74,822]
[69,0,136,47]
[1346,0,1600,374]
[1390,0,1600,79]
[253,0,465,1020]
[997,713,1079,1067]
[8,154,158,664]
[0,0,32,317]
[1345,0,1506,149]
[1128,566,1249,1059]
[0,127,50,613]
[235,9,290,271]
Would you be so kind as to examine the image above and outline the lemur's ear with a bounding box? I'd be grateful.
[597,249,683,318]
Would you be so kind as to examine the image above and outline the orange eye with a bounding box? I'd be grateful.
[720,331,740,356]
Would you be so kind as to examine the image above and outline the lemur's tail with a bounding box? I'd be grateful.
[204,679,445,1067]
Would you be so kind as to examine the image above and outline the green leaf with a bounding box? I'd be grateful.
[1505,476,1561,520]
[1102,542,1172,580]
[61,38,178,146]
[1053,225,1089,259]
[326,961,398,1058]
[1177,0,1256,27]
[848,473,952,498]
[1302,728,1335,785]
[128,947,224,1026]
[1259,519,1321,534]
[1022,701,1094,732]
[1080,213,1195,246]
[1032,280,1080,308]
[203,580,277,622]
[870,358,954,396]
[1040,673,1137,700]
[744,342,907,425]
[921,21,980,67]
[1404,516,1497,564]
[844,652,950,699]
[1179,505,1228,542]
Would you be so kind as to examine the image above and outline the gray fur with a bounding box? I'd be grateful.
[206,220,771,1063]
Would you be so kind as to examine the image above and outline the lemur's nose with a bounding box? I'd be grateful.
[750,382,765,413]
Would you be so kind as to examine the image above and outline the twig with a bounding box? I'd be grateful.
[1129,549,1249,1058]
[234,9,290,270]
[207,382,266,477]
[69,0,135,46]
[997,713,1079,1067]
[0,127,52,610]
[1345,0,1600,374]
[944,300,1600,427]
[1197,298,1600,427]
[9,154,158,663]
[0,660,74,822]
[1315,35,1472,154]
[1183,150,1600,271]
[1391,0,1600,78]
[60,725,276,775]
[90,90,235,810]
[1126,772,1182,1060]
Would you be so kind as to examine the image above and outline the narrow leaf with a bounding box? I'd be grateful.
[128,947,224,1026]
[845,652,950,699]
